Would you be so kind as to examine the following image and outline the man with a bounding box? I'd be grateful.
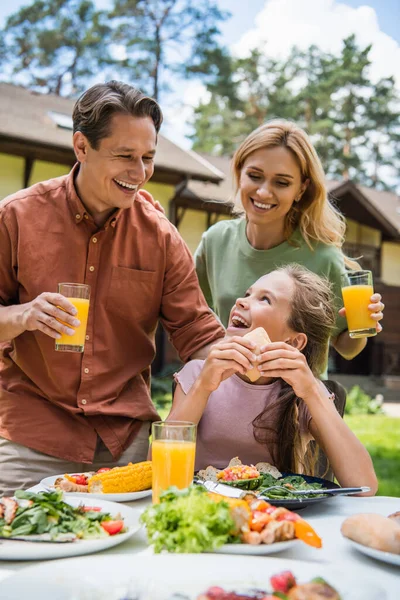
[0,80,225,495]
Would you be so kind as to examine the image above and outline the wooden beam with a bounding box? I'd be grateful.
[23,157,34,188]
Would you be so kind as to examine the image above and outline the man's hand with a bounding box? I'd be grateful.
[21,292,80,339]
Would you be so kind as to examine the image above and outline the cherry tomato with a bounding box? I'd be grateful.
[100,520,124,536]
[72,474,88,486]
[82,506,102,512]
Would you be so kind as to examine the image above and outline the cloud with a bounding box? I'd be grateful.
[163,0,400,148]
[234,0,400,86]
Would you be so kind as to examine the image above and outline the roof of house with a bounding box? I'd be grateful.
[0,83,223,183]
[182,154,400,239]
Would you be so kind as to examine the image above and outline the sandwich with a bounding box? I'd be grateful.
[243,327,271,382]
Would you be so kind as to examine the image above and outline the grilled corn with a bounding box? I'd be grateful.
[88,461,152,494]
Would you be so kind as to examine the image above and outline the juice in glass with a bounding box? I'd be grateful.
[341,271,376,339]
[55,283,90,352]
[152,440,196,504]
[151,421,196,504]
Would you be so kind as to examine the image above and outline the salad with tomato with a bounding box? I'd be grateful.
[0,490,125,542]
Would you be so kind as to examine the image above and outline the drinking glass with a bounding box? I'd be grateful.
[341,270,377,339]
[55,283,90,352]
[151,421,196,504]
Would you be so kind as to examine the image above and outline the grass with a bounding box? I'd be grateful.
[152,390,400,497]
[345,414,400,497]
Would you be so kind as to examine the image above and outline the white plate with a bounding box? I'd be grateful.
[214,538,299,555]
[0,553,386,600]
[0,496,142,561]
[346,538,400,567]
[40,473,152,502]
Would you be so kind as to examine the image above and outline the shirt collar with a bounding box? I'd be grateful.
[65,163,122,229]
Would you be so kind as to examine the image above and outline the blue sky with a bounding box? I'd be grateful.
[1,0,398,43]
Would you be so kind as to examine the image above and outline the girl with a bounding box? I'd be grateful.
[167,265,378,495]
[194,120,384,378]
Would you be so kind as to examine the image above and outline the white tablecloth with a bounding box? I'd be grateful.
[0,487,399,598]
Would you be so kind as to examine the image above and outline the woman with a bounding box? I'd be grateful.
[194,120,384,377]
[168,265,378,494]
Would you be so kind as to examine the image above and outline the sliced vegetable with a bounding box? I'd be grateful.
[294,519,322,548]
[100,520,124,535]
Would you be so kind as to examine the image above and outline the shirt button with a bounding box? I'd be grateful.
[81,399,87,405]
[85,335,89,341]
[92,237,97,243]
[75,214,81,220]
[89,266,95,272]
[84,368,89,374]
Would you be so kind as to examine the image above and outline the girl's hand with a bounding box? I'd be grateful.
[339,293,384,334]
[257,342,318,400]
[198,336,257,393]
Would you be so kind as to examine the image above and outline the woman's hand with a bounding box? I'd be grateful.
[339,292,384,334]
[257,342,318,400]
[198,336,257,393]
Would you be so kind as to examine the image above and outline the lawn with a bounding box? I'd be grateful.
[345,414,400,497]
[152,390,400,497]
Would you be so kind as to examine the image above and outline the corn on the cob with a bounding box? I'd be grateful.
[88,461,152,494]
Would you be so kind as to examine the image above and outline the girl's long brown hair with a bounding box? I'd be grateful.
[252,264,336,474]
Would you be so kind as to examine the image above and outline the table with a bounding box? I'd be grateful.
[0,488,399,598]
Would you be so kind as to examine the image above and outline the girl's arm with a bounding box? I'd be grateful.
[258,342,378,495]
[303,383,378,495]
[167,336,257,424]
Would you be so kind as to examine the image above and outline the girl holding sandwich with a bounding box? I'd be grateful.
[194,119,384,379]
[167,264,378,495]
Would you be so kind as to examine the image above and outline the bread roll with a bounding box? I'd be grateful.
[341,513,400,554]
[242,327,271,382]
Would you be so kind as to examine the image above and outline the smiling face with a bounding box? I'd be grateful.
[227,271,298,343]
[239,145,305,230]
[73,112,157,221]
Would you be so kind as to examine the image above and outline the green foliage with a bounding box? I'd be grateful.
[0,0,112,95]
[344,385,383,415]
[345,415,400,497]
[151,367,176,416]
[109,0,230,100]
[191,34,400,190]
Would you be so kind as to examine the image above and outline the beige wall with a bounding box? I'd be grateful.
[0,153,24,199]
[144,181,175,213]
[381,242,400,286]
[345,219,381,247]
[29,161,70,185]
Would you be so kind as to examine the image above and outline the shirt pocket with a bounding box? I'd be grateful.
[106,266,157,322]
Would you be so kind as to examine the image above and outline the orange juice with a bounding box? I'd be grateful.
[56,297,90,350]
[341,284,376,337]
[152,440,196,503]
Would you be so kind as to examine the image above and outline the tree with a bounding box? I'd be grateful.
[190,49,298,155]
[109,0,229,100]
[0,0,112,96]
[363,76,400,190]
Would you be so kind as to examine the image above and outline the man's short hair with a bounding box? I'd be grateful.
[72,80,163,149]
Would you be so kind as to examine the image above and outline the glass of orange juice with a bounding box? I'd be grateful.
[341,270,377,339]
[55,283,90,352]
[152,421,196,504]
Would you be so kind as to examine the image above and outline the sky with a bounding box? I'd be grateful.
[0,0,399,150]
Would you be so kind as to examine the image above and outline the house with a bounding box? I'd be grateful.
[0,82,224,208]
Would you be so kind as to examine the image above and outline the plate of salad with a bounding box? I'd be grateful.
[198,458,340,510]
[0,489,142,560]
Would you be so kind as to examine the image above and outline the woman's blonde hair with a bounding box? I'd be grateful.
[252,264,337,475]
[232,119,358,268]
